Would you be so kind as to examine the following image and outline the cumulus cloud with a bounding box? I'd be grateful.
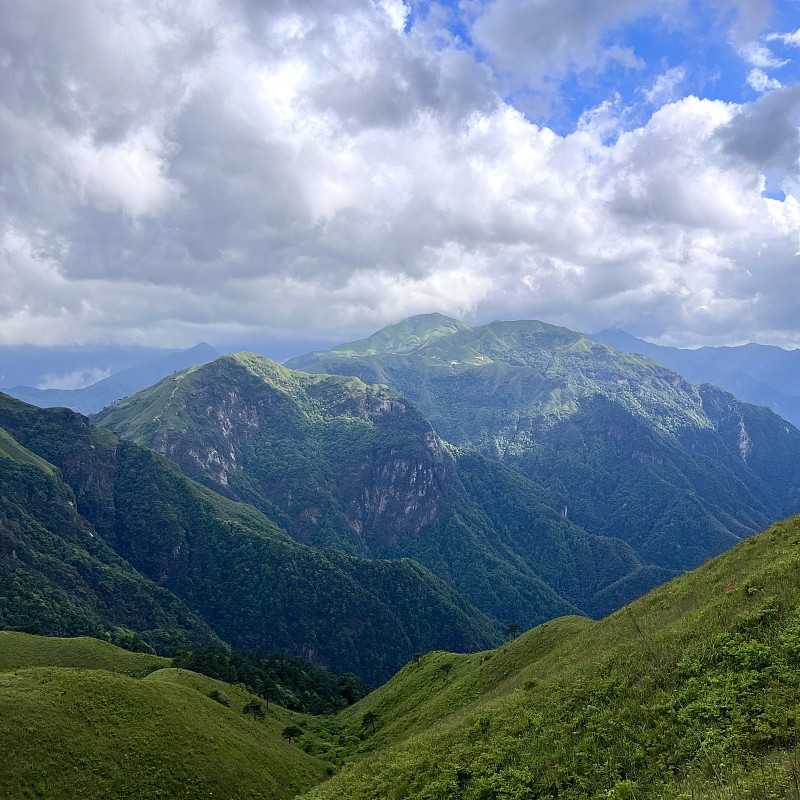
[38,367,112,390]
[470,0,679,86]
[0,0,798,350]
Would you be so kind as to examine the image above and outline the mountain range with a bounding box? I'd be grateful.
[2,343,220,414]
[0,392,496,683]
[287,314,800,572]
[592,328,800,429]
[5,313,800,797]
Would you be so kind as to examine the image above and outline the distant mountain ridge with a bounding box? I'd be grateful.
[2,343,219,414]
[94,351,671,626]
[287,314,800,573]
[591,328,800,428]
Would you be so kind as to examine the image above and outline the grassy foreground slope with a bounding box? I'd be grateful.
[0,631,168,676]
[303,514,800,800]
[0,635,327,800]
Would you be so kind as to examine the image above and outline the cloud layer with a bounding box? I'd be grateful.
[0,0,799,348]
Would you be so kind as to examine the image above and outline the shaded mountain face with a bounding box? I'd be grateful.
[287,316,800,572]
[3,343,219,415]
[0,394,498,683]
[94,352,673,627]
[592,329,800,429]
[0,420,213,651]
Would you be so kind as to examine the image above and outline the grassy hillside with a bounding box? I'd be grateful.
[0,666,328,799]
[300,514,800,800]
[0,632,329,799]
[0,632,167,676]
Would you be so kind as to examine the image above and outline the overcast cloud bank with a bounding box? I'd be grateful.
[1,0,799,348]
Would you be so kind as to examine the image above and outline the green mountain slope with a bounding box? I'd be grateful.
[0,631,168,675]
[0,421,214,651]
[93,353,662,627]
[287,316,800,572]
[0,636,327,800]
[302,513,800,800]
[0,393,497,682]
[593,329,800,429]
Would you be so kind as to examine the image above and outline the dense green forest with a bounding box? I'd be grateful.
[288,314,800,572]
[172,642,371,714]
[0,392,497,683]
[93,351,675,627]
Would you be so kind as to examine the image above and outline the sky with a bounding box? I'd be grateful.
[1,0,800,355]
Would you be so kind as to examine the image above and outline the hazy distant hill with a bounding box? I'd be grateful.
[2,342,219,414]
[592,328,800,428]
[288,314,800,573]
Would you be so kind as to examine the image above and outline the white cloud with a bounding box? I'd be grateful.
[747,67,782,92]
[38,367,112,390]
[0,0,798,350]
[767,29,800,48]
[738,41,789,68]
[643,67,687,105]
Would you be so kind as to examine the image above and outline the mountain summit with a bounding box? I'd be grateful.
[287,316,800,573]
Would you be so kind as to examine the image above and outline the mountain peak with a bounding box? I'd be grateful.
[287,313,470,368]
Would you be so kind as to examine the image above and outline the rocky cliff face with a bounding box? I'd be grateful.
[95,353,462,554]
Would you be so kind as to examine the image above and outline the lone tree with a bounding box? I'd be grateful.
[260,679,278,709]
[207,689,230,707]
[281,725,304,743]
[504,623,521,640]
[361,710,378,735]
[243,699,266,721]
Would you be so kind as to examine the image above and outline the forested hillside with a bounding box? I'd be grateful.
[0,393,497,682]
[95,352,672,626]
[288,315,800,572]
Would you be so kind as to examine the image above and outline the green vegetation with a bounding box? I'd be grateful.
[7,516,800,799]
[92,350,673,631]
[0,417,214,652]
[287,315,800,574]
[0,632,167,676]
[0,632,330,799]
[0,392,498,682]
[299,514,800,800]
[172,642,371,714]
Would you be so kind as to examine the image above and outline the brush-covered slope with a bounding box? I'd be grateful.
[0,421,213,651]
[94,353,665,626]
[0,635,327,800]
[302,513,800,800]
[287,316,800,572]
[592,328,800,429]
[0,393,497,683]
